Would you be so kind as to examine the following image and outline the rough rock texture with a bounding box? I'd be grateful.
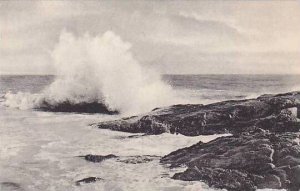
[75,177,103,186]
[79,154,117,163]
[92,91,300,191]
[95,91,300,136]
[161,131,300,191]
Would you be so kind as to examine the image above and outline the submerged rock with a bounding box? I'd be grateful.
[95,91,300,136]
[117,155,160,164]
[161,131,300,191]
[75,177,103,186]
[79,154,159,164]
[0,182,24,191]
[79,154,117,163]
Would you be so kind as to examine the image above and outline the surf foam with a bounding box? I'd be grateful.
[4,31,177,115]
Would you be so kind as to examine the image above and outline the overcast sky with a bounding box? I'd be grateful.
[0,0,300,74]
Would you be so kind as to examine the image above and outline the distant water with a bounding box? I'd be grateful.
[163,74,300,103]
[0,74,298,191]
[0,75,54,95]
[1,74,299,103]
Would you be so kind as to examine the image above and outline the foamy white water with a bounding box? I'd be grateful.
[3,31,178,115]
[0,105,230,191]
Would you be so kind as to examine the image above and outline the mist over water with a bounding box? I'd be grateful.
[3,31,176,115]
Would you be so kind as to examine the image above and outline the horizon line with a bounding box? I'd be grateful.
[1,73,300,76]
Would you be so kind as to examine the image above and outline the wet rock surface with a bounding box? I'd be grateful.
[161,131,300,191]
[37,100,118,114]
[92,91,300,191]
[75,177,103,186]
[95,91,300,136]
[79,154,117,163]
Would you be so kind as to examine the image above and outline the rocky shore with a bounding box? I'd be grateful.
[161,131,300,191]
[95,91,300,136]
[93,91,300,190]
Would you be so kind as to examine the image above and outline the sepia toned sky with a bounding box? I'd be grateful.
[0,0,300,74]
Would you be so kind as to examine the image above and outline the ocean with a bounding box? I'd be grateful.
[2,74,300,104]
[0,74,299,191]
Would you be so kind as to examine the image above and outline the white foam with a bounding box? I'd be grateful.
[3,91,42,110]
[3,31,179,115]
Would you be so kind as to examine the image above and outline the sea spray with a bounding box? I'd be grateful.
[3,31,176,115]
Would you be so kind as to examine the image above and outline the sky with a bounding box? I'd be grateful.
[0,0,300,74]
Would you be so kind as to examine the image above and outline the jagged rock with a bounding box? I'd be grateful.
[160,131,300,191]
[95,91,300,136]
[75,177,103,186]
[79,154,117,163]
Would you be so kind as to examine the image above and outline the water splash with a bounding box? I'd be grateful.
[4,31,177,115]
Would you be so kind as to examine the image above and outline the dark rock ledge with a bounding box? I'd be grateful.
[160,130,300,191]
[95,91,300,136]
[37,100,118,114]
[92,91,300,191]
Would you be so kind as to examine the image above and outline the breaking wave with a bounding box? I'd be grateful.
[3,31,177,115]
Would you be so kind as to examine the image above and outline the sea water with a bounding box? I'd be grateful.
[0,29,297,191]
[0,74,299,191]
